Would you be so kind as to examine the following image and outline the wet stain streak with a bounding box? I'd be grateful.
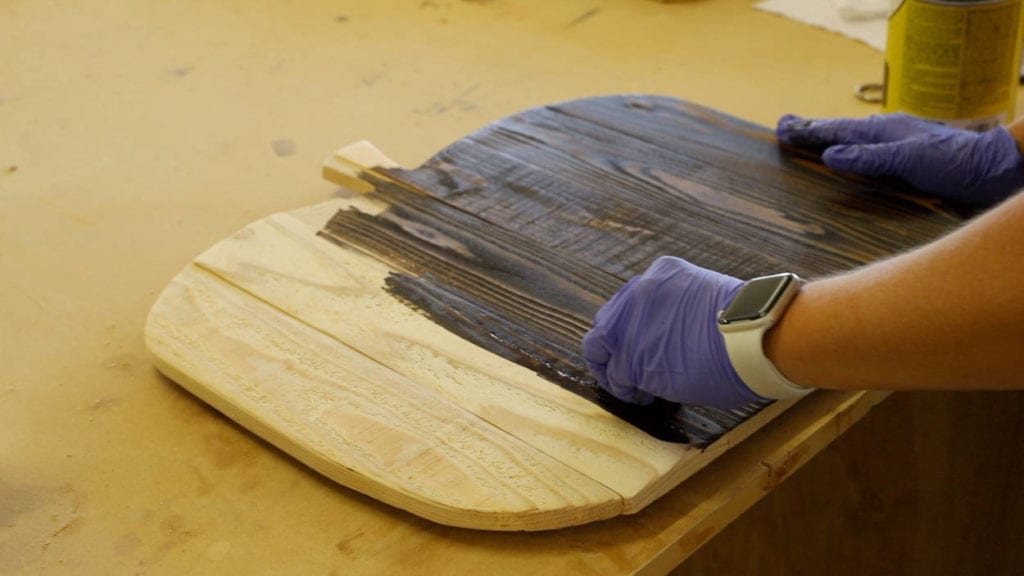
[319,176,763,445]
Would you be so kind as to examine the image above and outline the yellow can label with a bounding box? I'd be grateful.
[884,0,1024,129]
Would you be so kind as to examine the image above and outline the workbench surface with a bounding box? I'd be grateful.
[4,2,1023,575]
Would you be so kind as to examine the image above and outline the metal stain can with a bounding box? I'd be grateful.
[883,0,1024,130]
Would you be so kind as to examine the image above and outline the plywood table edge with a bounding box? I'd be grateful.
[633,389,890,575]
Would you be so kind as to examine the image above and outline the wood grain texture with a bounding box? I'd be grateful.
[318,176,767,445]
[146,260,624,531]
[147,95,969,532]
[386,96,963,281]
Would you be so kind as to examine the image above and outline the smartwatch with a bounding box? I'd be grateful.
[717,273,811,400]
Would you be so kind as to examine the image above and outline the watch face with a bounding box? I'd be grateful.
[718,273,796,325]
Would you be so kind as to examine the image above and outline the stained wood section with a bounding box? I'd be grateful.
[316,95,963,448]
[318,177,765,445]
[386,96,962,280]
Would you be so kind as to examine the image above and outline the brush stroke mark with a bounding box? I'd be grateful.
[319,177,767,445]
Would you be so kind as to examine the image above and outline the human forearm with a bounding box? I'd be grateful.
[765,193,1024,391]
[583,117,1024,408]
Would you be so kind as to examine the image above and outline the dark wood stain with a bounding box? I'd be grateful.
[318,95,967,446]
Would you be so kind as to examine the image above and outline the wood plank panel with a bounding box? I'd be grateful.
[147,95,970,531]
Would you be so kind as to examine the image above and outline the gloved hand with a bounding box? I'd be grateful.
[582,256,765,409]
[777,113,1024,207]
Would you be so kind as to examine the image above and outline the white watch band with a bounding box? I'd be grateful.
[722,327,810,400]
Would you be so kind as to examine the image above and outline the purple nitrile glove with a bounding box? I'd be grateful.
[582,256,765,410]
[777,113,1024,207]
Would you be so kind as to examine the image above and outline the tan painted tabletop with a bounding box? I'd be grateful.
[5,2,1016,574]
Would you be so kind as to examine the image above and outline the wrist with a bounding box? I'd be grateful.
[763,279,843,390]
[762,293,810,388]
[717,274,811,400]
